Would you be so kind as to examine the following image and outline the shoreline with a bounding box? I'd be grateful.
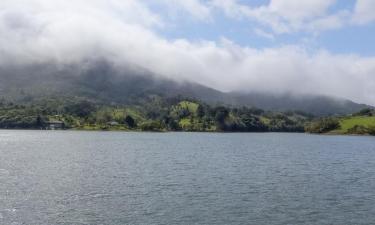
[0,128,373,136]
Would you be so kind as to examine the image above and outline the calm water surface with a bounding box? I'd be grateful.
[0,131,375,225]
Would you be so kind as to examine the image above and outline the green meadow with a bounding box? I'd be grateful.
[331,116,375,134]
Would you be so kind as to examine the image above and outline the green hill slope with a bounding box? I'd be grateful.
[307,109,375,135]
[0,61,371,116]
[330,116,375,135]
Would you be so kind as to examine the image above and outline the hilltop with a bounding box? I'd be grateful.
[0,61,370,117]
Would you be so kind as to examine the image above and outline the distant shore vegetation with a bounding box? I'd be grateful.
[0,97,374,135]
[305,108,375,135]
[0,97,309,132]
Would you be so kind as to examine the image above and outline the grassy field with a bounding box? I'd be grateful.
[331,116,375,134]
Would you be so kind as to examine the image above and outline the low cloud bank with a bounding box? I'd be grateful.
[1,0,375,105]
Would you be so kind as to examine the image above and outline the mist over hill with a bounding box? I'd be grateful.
[0,60,370,116]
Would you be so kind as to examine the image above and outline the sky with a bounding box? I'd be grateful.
[1,0,375,104]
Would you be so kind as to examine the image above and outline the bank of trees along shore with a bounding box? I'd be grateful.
[0,97,310,132]
[1,97,373,135]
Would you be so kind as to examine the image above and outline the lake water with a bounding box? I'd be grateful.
[0,131,375,225]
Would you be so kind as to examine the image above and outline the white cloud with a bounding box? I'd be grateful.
[352,0,375,25]
[1,0,375,105]
[253,28,275,40]
[161,0,212,21]
[307,11,348,33]
[268,0,336,21]
[211,0,350,34]
[211,0,375,35]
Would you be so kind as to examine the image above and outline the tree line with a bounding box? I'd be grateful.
[0,97,311,132]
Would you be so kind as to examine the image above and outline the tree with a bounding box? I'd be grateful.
[96,109,113,123]
[355,108,373,116]
[240,114,267,132]
[214,107,229,131]
[64,101,96,117]
[347,125,368,135]
[124,115,136,128]
[140,121,163,131]
[196,105,205,118]
[36,115,44,128]
[305,118,340,133]
[214,107,229,123]
[167,119,181,131]
[368,126,375,136]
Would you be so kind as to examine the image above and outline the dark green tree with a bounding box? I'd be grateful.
[214,107,229,131]
[124,115,136,128]
[305,118,340,133]
[196,105,205,118]
[65,101,96,117]
[355,108,373,116]
[36,115,44,128]
[167,119,181,131]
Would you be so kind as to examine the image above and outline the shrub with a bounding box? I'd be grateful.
[140,121,163,131]
[347,125,368,135]
[354,108,373,116]
[368,126,375,136]
[305,118,340,133]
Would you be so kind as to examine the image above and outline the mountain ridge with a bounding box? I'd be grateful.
[0,61,371,116]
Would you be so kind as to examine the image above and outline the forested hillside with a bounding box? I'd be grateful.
[0,61,370,116]
[0,96,312,132]
[0,61,373,133]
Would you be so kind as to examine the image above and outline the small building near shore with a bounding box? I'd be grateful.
[107,121,119,126]
[45,121,65,130]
